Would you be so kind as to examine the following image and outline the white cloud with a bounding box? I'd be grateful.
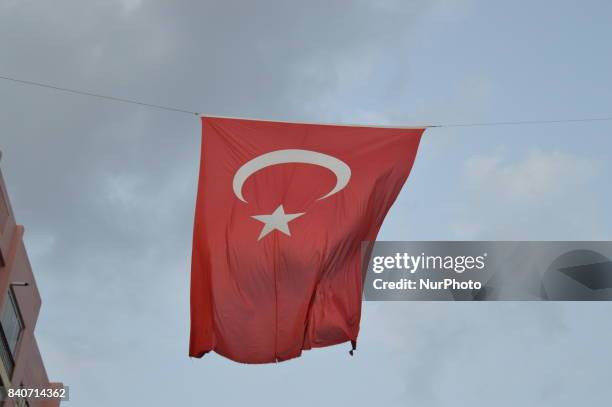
[454,149,604,239]
[116,0,144,14]
[465,150,598,204]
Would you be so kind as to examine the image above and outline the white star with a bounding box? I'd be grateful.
[251,205,305,240]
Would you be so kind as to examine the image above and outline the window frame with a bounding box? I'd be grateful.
[2,288,25,359]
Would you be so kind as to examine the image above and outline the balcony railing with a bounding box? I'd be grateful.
[0,324,14,378]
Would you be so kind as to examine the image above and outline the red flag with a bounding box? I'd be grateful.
[190,117,423,363]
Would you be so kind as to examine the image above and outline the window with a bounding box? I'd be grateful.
[0,289,23,378]
[0,290,24,357]
[0,375,6,406]
[15,397,29,407]
[15,384,29,407]
[0,190,8,233]
[0,191,8,266]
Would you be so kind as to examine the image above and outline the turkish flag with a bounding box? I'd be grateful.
[190,117,424,363]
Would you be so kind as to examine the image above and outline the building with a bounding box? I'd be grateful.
[0,152,63,406]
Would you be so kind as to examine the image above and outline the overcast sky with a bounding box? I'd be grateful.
[1,1,612,405]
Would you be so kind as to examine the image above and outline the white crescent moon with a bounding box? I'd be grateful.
[232,149,351,203]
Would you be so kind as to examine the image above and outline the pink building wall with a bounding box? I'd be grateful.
[0,152,63,406]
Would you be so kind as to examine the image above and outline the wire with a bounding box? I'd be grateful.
[0,74,200,116]
[2,73,612,127]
